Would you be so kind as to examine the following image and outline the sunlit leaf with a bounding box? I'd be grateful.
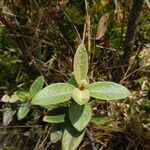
[69,102,92,131]
[1,94,10,103]
[62,125,85,150]
[10,94,19,103]
[72,88,90,105]
[32,83,75,106]
[29,76,44,97]
[17,105,30,120]
[74,44,88,84]
[87,82,131,100]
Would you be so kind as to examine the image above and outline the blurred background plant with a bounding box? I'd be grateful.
[0,0,150,149]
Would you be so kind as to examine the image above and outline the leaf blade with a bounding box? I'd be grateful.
[62,127,85,150]
[32,83,75,106]
[43,115,65,123]
[3,108,16,126]
[87,82,131,100]
[17,105,30,120]
[43,107,68,123]
[29,76,44,97]
[69,102,92,131]
[74,44,88,84]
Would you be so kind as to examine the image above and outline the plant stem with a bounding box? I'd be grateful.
[86,129,97,150]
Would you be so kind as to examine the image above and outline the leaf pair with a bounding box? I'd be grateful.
[30,43,131,150]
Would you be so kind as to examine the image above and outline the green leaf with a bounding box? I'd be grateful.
[74,44,88,84]
[43,115,65,123]
[90,117,110,125]
[32,83,75,106]
[68,74,78,87]
[3,108,16,126]
[62,126,85,150]
[72,88,90,105]
[15,91,30,102]
[87,82,131,100]
[43,107,68,123]
[51,130,63,143]
[10,94,19,103]
[50,124,65,143]
[17,105,30,120]
[29,76,44,97]
[69,102,92,131]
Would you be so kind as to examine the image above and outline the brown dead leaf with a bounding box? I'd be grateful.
[95,13,109,40]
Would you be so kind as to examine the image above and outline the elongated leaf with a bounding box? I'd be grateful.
[29,76,44,97]
[32,83,75,106]
[3,108,16,126]
[72,88,90,105]
[43,107,68,123]
[74,44,88,84]
[69,102,92,131]
[17,105,30,120]
[62,126,85,150]
[43,115,65,123]
[87,82,131,100]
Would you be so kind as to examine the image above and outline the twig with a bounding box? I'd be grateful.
[36,125,53,150]
[86,129,97,150]
[82,23,87,44]
[120,65,145,81]
[85,0,91,54]
[31,8,44,46]
[63,11,82,42]
[0,13,49,85]
[120,44,143,83]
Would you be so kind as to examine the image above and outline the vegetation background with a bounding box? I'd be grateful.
[0,0,150,149]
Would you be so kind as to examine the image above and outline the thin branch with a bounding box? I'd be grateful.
[120,44,143,83]
[64,11,82,42]
[82,23,87,44]
[85,0,91,54]
[86,129,97,150]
